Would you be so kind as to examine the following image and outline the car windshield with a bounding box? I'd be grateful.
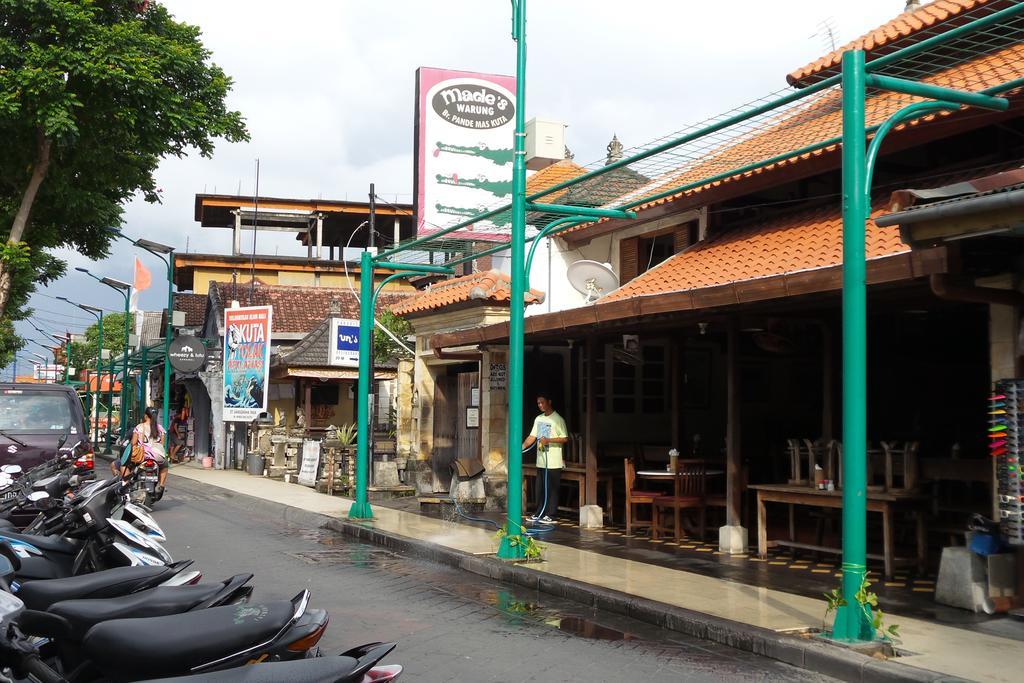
[0,391,73,433]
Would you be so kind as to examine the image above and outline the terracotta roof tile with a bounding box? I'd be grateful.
[173,293,207,328]
[526,160,588,203]
[787,1,1006,86]
[565,41,1024,237]
[208,281,409,334]
[391,270,544,317]
[600,204,907,303]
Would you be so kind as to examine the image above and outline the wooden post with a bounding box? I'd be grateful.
[821,321,834,441]
[670,339,682,449]
[726,318,742,527]
[304,382,312,435]
[584,337,598,506]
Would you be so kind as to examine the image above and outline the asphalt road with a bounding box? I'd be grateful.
[158,477,833,683]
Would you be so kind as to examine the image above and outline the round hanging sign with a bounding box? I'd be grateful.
[168,335,207,373]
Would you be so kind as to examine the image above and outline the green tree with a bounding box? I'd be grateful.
[0,1,248,340]
[373,310,413,362]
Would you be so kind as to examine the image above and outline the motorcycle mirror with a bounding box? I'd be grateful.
[0,465,21,475]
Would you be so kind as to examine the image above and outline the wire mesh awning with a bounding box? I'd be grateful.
[381,0,1024,269]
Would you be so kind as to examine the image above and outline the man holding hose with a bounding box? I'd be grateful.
[521,392,568,523]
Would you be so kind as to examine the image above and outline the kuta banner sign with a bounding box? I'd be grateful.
[414,67,516,242]
[329,318,359,367]
[223,305,272,422]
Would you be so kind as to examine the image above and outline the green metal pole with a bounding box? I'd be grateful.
[498,0,528,560]
[349,250,375,519]
[93,312,103,449]
[163,252,175,441]
[834,49,873,642]
[63,334,70,384]
[120,290,131,443]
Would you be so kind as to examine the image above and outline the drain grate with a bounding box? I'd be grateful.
[287,549,398,566]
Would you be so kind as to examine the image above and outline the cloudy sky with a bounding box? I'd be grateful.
[10,0,910,372]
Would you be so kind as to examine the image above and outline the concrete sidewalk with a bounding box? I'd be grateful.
[170,466,1014,682]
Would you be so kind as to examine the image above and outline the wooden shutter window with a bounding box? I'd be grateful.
[620,237,639,283]
[673,222,692,253]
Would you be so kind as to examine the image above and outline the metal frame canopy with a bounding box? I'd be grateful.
[350,0,1024,638]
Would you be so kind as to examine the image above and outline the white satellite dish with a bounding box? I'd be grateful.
[567,260,619,304]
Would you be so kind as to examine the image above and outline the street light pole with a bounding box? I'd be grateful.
[76,267,131,452]
[57,298,104,449]
[498,0,529,559]
[131,238,176,435]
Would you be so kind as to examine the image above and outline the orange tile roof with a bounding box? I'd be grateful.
[392,270,544,317]
[788,0,1007,87]
[600,205,908,303]
[525,160,587,203]
[565,41,1024,237]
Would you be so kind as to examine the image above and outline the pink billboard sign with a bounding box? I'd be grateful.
[414,67,516,242]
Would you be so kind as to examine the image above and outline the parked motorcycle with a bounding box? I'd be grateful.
[1,477,176,580]
[0,545,401,681]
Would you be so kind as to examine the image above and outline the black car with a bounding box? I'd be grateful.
[0,383,94,475]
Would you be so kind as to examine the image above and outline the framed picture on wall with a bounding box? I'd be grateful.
[682,348,712,409]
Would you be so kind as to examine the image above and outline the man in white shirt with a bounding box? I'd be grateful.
[521,392,568,523]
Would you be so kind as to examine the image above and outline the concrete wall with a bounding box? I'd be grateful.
[980,274,1020,384]
[187,266,413,295]
[488,210,704,316]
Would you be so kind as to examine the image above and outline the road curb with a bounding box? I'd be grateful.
[169,474,962,683]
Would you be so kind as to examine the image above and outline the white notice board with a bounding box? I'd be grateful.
[297,440,321,487]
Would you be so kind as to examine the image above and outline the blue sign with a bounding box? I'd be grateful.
[330,318,360,367]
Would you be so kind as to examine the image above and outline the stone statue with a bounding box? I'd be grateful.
[295,405,305,428]
[605,134,624,166]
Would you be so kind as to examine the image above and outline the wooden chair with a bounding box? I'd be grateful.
[652,459,707,541]
[624,458,659,536]
[881,440,919,491]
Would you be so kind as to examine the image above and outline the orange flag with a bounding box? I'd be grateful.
[130,256,152,312]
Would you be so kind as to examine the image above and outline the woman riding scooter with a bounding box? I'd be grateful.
[114,407,169,501]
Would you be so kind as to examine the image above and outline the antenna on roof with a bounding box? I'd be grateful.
[810,17,839,53]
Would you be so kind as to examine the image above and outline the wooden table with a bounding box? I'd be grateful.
[636,469,725,479]
[523,464,618,521]
[750,484,928,579]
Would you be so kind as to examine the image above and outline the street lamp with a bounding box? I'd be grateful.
[76,267,131,450]
[107,229,176,435]
[57,297,104,449]
[48,333,71,384]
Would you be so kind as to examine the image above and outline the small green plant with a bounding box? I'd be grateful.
[494,525,545,561]
[823,574,900,642]
[335,423,357,448]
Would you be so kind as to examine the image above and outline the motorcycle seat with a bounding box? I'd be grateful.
[49,584,225,641]
[16,565,175,610]
[82,600,295,680]
[0,529,78,555]
[144,655,362,682]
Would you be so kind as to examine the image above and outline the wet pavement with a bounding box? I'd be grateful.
[158,478,835,682]
[380,495,1024,639]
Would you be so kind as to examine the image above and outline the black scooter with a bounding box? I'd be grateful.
[0,545,401,682]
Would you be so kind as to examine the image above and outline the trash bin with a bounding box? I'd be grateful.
[246,452,265,476]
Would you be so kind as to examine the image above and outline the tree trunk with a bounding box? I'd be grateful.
[0,129,52,318]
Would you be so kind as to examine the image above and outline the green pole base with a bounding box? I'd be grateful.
[496,534,528,560]
[831,603,875,642]
[348,501,374,520]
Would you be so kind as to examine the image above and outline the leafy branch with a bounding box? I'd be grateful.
[494,525,545,561]
[823,573,900,642]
